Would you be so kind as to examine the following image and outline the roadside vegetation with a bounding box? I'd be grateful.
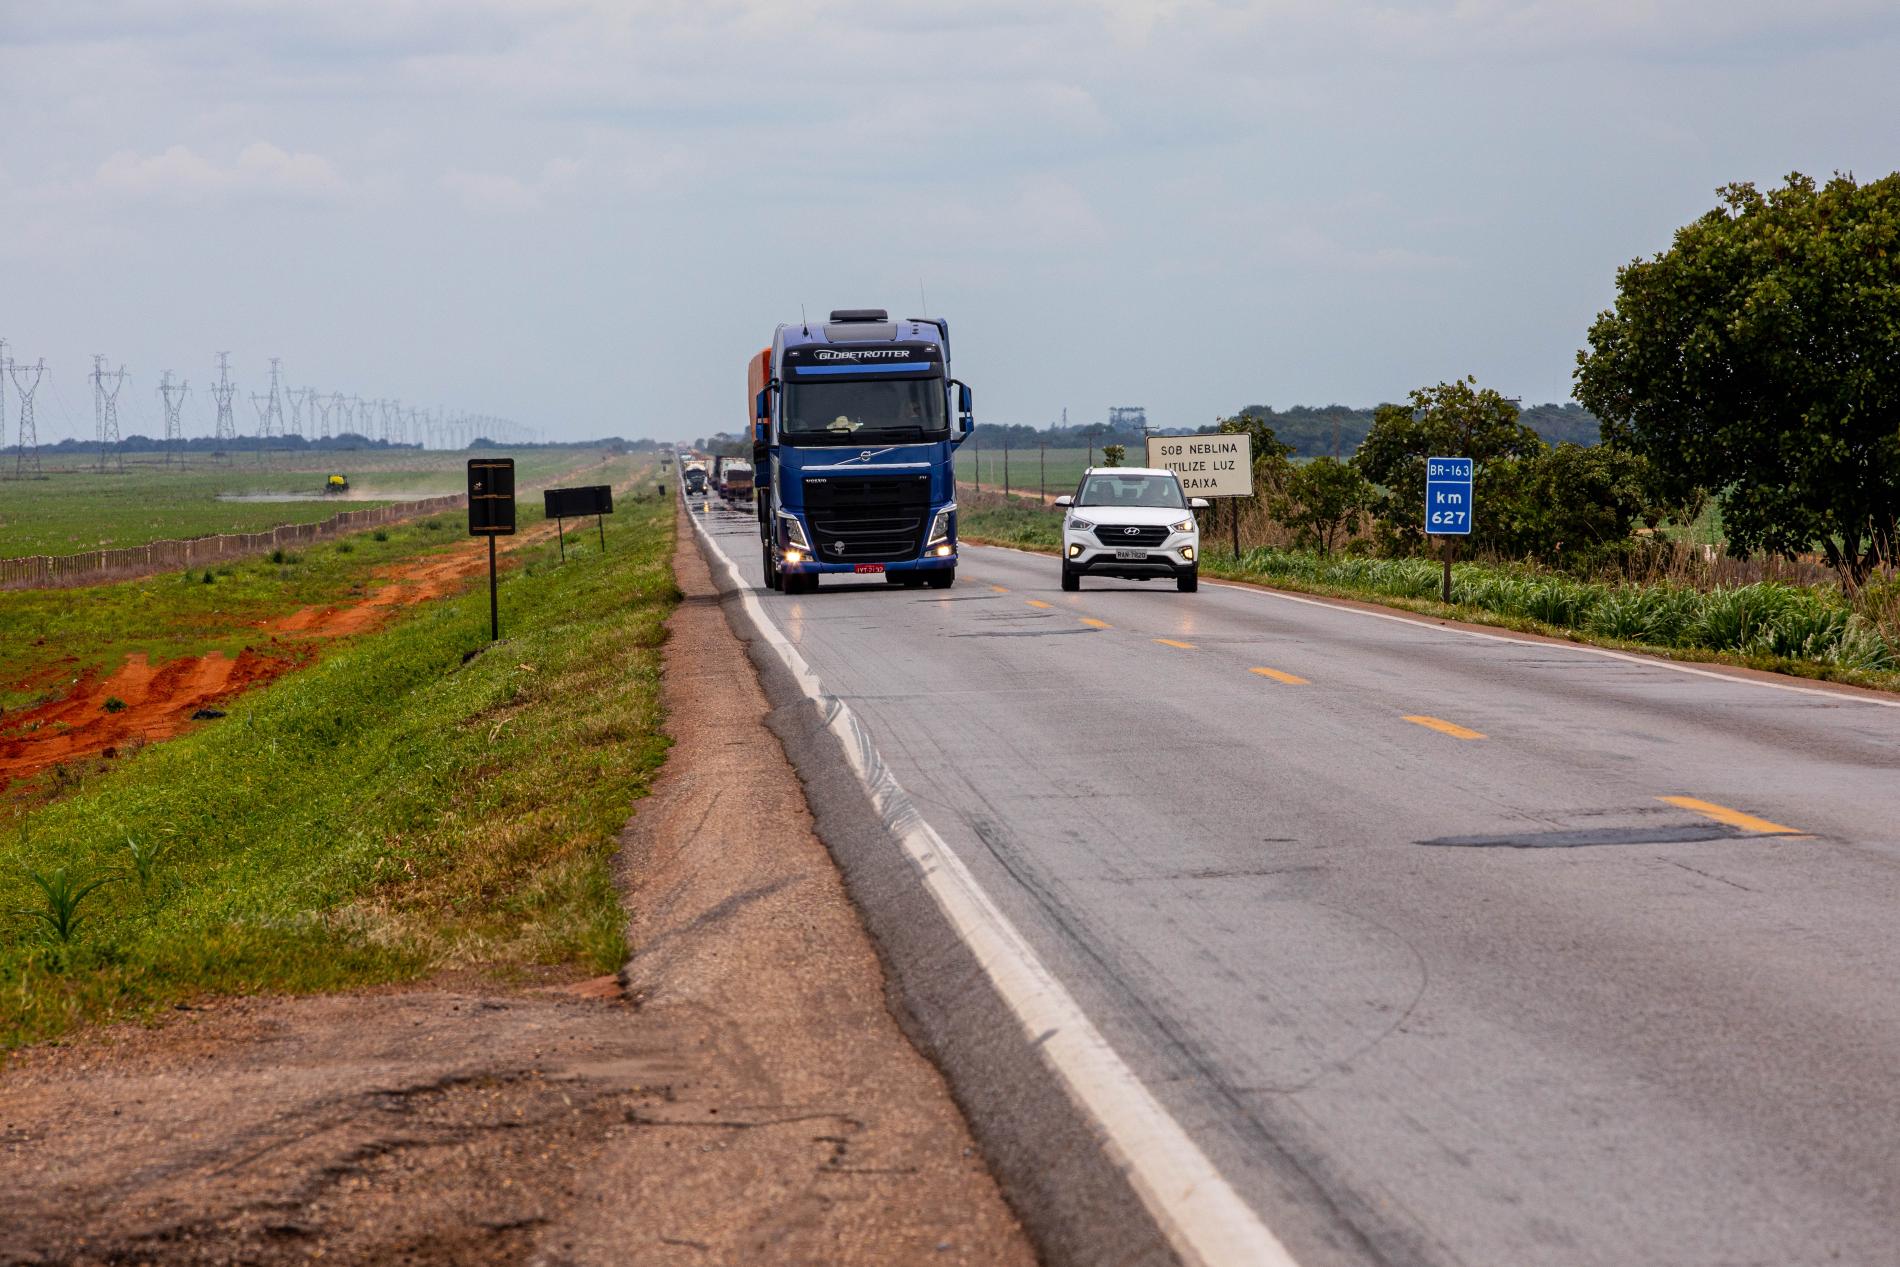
[0,487,677,1054]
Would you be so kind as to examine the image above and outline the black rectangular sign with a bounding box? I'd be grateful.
[467,458,516,536]
[543,484,614,520]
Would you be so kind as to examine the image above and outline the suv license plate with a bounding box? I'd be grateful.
[854,564,885,574]
[1114,549,1148,561]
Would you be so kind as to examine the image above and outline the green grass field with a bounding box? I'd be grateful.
[0,453,656,713]
[958,445,1092,498]
[0,473,677,1053]
[0,447,608,559]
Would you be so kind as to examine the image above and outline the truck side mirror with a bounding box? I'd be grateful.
[950,379,974,436]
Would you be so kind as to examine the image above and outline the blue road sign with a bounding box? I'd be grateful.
[1425,456,1473,535]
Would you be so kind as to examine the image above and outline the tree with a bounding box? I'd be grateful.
[1101,444,1126,467]
[1481,443,1657,563]
[1352,378,1543,554]
[1575,172,1900,584]
[1275,457,1373,554]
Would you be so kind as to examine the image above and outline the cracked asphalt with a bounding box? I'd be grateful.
[699,503,1900,1267]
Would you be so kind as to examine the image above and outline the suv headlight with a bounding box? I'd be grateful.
[1171,518,1196,534]
[778,512,811,550]
[927,505,955,545]
[1069,518,1095,533]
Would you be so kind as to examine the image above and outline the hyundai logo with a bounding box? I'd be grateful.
[1123,526,1141,536]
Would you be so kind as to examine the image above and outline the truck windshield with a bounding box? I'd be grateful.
[783,378,946,443]
[1076,474,1187,509]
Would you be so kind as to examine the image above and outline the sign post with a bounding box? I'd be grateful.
[1424,455,1472,603]
[1145,433,1253,559]
[543,485,614,561]
[468,457,516,640]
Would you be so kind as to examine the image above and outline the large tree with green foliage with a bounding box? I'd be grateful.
[1352,378,1544,554]
[1575,172,1900,583]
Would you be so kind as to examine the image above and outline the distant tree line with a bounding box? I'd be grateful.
[968,402,1600,457]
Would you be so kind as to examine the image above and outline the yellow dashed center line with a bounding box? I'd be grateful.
[1249,667,1309,685]
[1154,638,1197,650]
[991,585,1009,593]
[1079,617,1110,629]
[1025,599,1053,609]
[1658,796,1808,836]
[1403,715,1487,740]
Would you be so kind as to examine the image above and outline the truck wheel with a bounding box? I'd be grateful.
[1177,568,1199,593]
[763,544,782,591]
[1061,567,1080,592]
[926,569,955,590]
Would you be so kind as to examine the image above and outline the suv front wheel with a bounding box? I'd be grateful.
[1177,567,1198,593]
[1060,567,1080,592]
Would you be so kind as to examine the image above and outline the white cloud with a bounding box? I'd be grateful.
[94,142,344,202]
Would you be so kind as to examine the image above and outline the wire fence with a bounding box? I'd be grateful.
[0,493,466,590]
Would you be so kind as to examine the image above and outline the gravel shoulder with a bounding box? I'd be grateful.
[0,502,1034,1267]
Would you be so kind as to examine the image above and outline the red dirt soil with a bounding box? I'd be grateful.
[0,523,566,788]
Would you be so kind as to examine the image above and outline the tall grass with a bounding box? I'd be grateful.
[1228,549,1898,671]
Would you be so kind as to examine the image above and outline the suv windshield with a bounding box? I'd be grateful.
[784,378,946,443]
[1076,473,1186,510]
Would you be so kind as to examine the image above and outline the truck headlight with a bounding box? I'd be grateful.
[927,505,955,545]
[778,512,811,550]
[1171,518,1196,534]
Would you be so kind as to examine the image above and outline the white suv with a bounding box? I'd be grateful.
[1054,467,1208,593]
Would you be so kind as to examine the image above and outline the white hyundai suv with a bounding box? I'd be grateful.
[1054,467,1208,592]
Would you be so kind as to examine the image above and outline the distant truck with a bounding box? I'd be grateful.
[683,463,709,495]
[718,459,754,502]
[748,308,973,594]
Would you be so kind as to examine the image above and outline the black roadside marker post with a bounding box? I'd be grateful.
[468,457,516,641]
[543,484,614,561]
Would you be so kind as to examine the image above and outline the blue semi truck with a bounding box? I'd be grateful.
[748,308,973,594]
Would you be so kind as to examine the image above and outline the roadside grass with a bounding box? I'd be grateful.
[957,499,1900,693]
[0,447,608,560]
[0,453,655,712]
[0,487,678,1055]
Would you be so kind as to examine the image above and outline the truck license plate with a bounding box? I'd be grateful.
[855,564,885,574]
[1114,549,1147,561]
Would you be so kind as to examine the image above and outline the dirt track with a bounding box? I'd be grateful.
[0,502,1036,1266]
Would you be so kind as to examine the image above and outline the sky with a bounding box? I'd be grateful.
[2,0,1897,444]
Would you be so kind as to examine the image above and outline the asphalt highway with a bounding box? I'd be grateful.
[697,503,1900,1267]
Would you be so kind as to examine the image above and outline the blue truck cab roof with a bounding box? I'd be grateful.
[775,309,950,367]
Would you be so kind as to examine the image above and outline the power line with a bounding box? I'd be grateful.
[158,370,190,467]
[210,352,238,451]
[92,353,128,473]
[9,354,44,477]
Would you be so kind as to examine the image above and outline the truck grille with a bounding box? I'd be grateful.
[804,474,932,563]
[1094,524,1170,547]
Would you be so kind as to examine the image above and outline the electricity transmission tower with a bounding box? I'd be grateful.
[210,352,238,454]
[323,391,344,441]
[92,354,128,473]
[251,357,285,445]
[0,339,8,461]
[286,383,309,439]
[10,355,44,477]
[158,371,190,467]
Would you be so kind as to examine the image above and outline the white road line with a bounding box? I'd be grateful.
[970,543,1900,711]
[692,515,1298,1267]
